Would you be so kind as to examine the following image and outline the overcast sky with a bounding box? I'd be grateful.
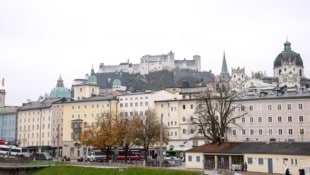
[1,0,309,106]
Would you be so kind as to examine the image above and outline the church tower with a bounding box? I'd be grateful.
[220,51,230,81]
[273,40,304,88]
[219,51,231,89]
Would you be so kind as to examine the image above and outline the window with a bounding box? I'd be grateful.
[183,129,186,134]
[250,129,254,135]
[300,128,304,135]
[288,129,293,135]
[268,117,272,122]
[241,105,245,111]
[268,105,272,110]
[247,157,253,164]
[298,104,303,109]
[249,105,253,111]
[278,116,282,122]
[183,117,186,121]
[299,116,304,122]
[277,104,281,110]
[268,129,273,135]
[278,129,283,135]
[287,104,291,110]
[258,129,262,135]
[188,155,192,162]
[196,156,200,162]
[258,117,262,123]
[161,104,164,108]
[258,158,264,165]
[232,130,236,135]
[242,129,246,135]
[250,117,253,123]
[145,102,148,106]
[242,118,245,123]
[190,104,194,109]
[288,116,292,122]
[183,105,186,109]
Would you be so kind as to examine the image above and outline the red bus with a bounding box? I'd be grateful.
[116,149,143,161]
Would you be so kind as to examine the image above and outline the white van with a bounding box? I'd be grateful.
[86,151,106,162]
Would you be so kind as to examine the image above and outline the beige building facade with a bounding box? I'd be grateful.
[17,98,64,156]
[61,96,118,159]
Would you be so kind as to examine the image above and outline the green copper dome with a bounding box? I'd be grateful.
[88,66,97,84]
[50,76,71,98]
[274,41,303,68]
[112,78,121,86]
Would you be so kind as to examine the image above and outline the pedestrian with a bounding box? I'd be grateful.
[285,168,290,175]
[244,162,247,172]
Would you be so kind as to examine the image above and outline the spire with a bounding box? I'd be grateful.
[221,51,229,74]
[91,65,95,75]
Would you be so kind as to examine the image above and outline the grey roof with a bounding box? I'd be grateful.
[235,87,310,101]
[63,95,117,103]
[227,142,310,156]
[19,98,63,111]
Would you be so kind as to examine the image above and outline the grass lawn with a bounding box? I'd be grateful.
[31,165,201,175]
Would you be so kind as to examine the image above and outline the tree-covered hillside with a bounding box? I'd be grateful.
[96,70,214,91]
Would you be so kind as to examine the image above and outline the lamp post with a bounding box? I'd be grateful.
[159,114,163,167]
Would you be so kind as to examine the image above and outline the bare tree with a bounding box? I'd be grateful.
[192,83,246,144]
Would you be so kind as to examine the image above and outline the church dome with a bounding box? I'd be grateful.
[112,78,121,86]
[50,76,71,98]
[273,41,303,68]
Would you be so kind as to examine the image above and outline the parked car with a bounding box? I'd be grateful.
[34,152,52,160]
[86,151,106,162]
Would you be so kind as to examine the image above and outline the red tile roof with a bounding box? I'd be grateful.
[186,142,235,153]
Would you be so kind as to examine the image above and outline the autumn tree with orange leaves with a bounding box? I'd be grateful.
[80,113,118,160]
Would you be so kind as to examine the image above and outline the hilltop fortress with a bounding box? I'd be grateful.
[98,51,201,75]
